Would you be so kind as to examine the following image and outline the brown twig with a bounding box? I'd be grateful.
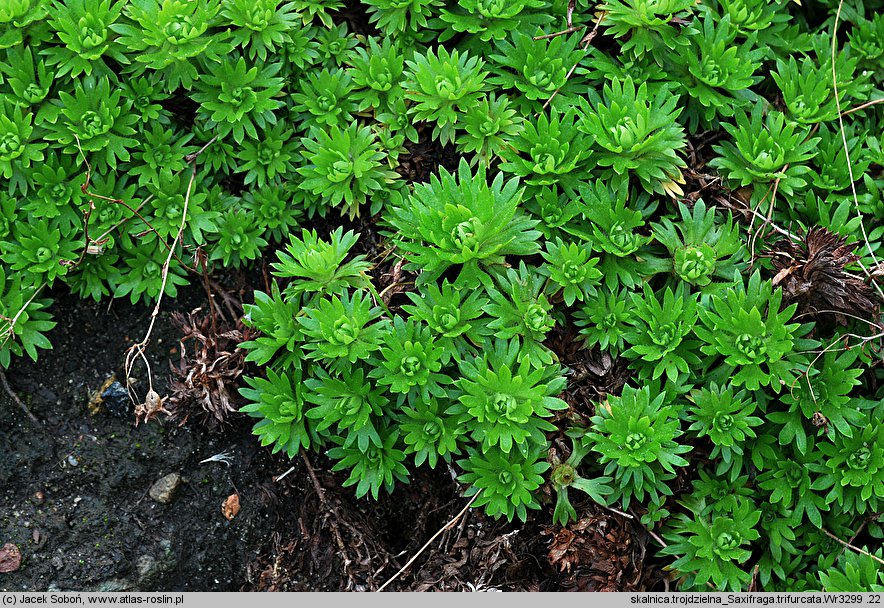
[533,25,585,40]
[196,248,219,336]
[377,491,480,592]
[0,284,46,354]
[0,369,38,423]
[185,135,219,163]
[539,10,605,113]
[713,193,801,242]
[301,451,360,591]
[820,527,884,567]
[837,519,870,562]
[839,98,884,117]
[796,328,884,405]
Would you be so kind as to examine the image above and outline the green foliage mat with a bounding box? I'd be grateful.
[2,0,884,591]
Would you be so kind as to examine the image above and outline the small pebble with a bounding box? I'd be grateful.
[149,473,182,504]
[67,455,78,467]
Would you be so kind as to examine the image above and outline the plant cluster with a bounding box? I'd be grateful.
[3,0,884,593]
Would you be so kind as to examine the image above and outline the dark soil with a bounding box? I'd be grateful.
[0,285,281,591]
[0,278,663,593]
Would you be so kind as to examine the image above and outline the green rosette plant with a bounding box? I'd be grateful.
[130,170,217,246]
[221,0,299,61]
[848,13,884,82]
[756,440,829,528]
[456,93,522,168]
[239,367,315,457]
[539,237,602,307]
[375,97,419,143]
[304,365,389,450]
[1,46,55,108]
[600,0,697,61]
[42,0,127,78]
[815,415,884,516]
[120,77,170,126]
[579,77,688,196]
[437,0,549,43]
[290,0,342,27]
[385,159,540,289]
[670,13,763,129]
[234,122,298,188]
[684,383,762,481]
[298,290,387,373]
[242,183,303,243]
[400,398,464,468]
[369,316,450,402]
[484,262,557,366]
[400,281,491,363]
[661,497,762,590]
[772,55,842,126]
[327,425,410,500]
[0,100,46,193]
[346,37,405,113]
[314,24,359,68]
[710,103,819,198]
[111,0,230,91]
[127,124,195,189]
[279,24,319,72]
[297,123,400,218]
[191,54,284,144]
[549,436,613,525]
[1,219,80,286]
[0,0,49,48]
[271,228,372,304]
[622,283,701,383]
[111,238,189,305]
[579,179,657,290]
[361,0,442,36]
[458,444,549,522]
[38,74,139,171]
[240,283,302,367]
[450,338,568,455]
[773,349,865,455]
[819,550,884,592]
[403,46,488,145]
[499,107,591,194]
[585,384,691,508]
[524,186,585,241]
[289,68,357,130]
[0,268,56,368]
[210,209,268,268]
[694,270,810,391]
[489,28,585,106]
[651,199,745,287]
[574,287,636,355]
[712,0,794,48]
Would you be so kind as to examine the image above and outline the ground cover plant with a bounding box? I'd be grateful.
[2,0,884,592]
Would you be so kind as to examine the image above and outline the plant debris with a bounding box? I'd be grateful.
[168,307,251,429]
[764,227,881,328]
[543,508,646,592]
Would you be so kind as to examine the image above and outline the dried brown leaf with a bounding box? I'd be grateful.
[222,493,241,520]
[764,227,880,327]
